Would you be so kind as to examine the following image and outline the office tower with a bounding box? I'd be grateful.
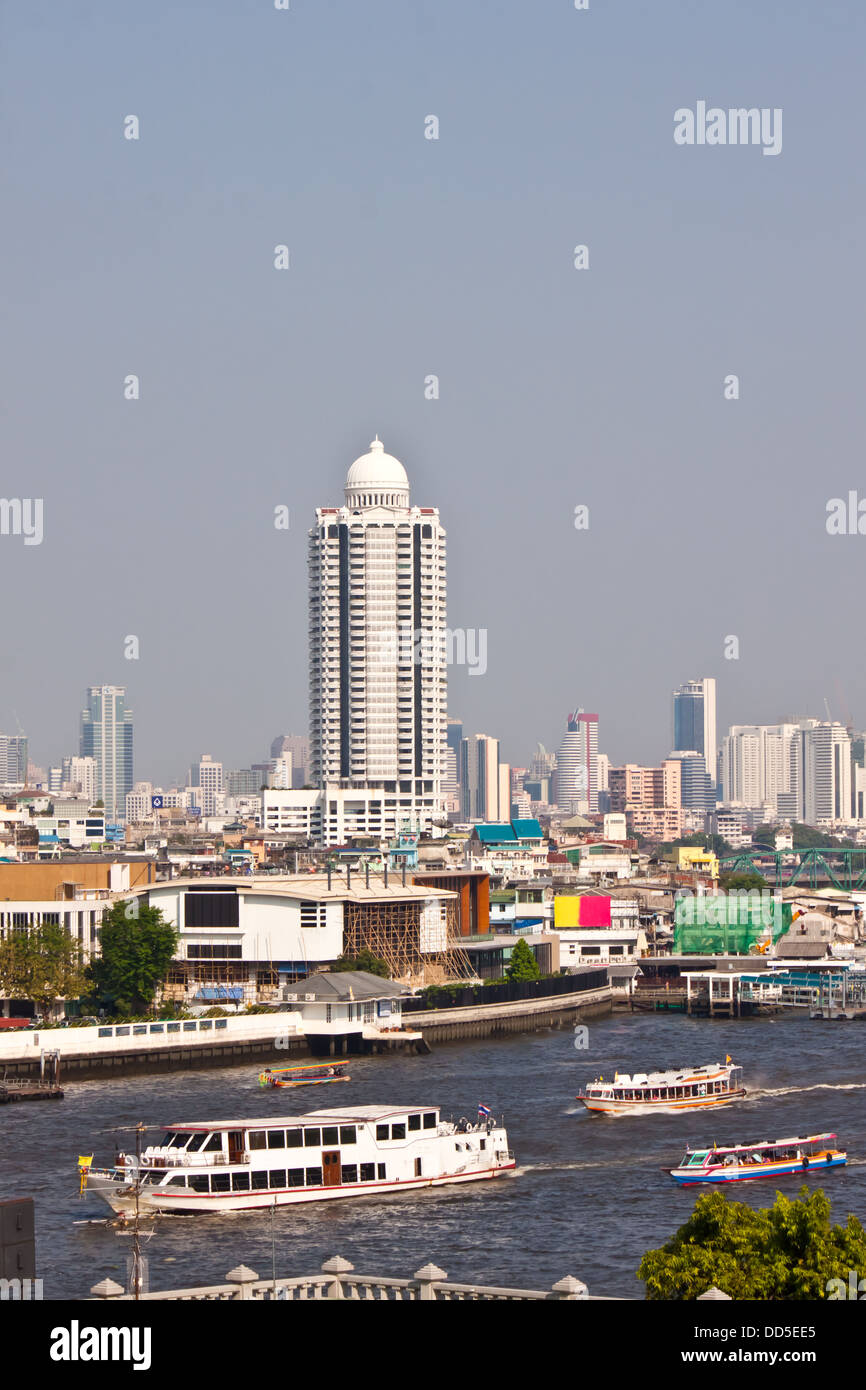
[308,437,446,835]
[667,750,716,810]
[61,755,97,800]
[80,685,134,821]
[460,734,501,821]
[446,718,463,788]
[524,742,556,803]
[673,678,717,774]
[442,745,459,812]
[269,755,293,789]
[555,711,598,814]
[192,755,224,816]
[0,734,28,785]
[227,768,259,796]
[271,734,310,787]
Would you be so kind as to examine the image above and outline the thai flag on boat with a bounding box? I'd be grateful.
[478,1104,492,1118]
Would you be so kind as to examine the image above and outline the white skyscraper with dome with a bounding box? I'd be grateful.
[308,437,447,841]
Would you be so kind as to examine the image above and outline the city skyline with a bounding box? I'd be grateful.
[3,3,865,785]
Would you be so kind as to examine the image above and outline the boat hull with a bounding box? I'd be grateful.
[265,1077,351,1090]
[579,1089,746,1116]
[670,1154,846,1184]
[86,1162,517,1215]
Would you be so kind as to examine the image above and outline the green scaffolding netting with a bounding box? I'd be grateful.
[673,898,792,954]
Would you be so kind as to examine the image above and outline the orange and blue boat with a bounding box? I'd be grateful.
[668,1133,847,1185]
[258,1063,350,1089]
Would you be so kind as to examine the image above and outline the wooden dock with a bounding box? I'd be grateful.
[0,1078,64,1103]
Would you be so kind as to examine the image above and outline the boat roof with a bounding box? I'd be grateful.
[164,1105,441,1131]
[609,1064,734,1085]
[685,1134,837,1156]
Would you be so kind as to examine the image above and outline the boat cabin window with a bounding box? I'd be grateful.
[166,1174,187,1186]
[288,1169,304,1187]
[339,1126,356,1145]
[286,1130,302,1148]
[304,1128,321,1147]
[342,1164,358,1183]
[189,1175,209,1192]
[688,1152,709,1167]
[360,1163,375,1182]
[306,1167,322,1187]
[409,1114,422,1131]
[232,1173,251,1191]
[203,1133,223,1152]
[186,1133,206,1152]
[376,1124,390,1141]
[211,1173,230,1192]
[160,1131,188,1148]
[267,1130,286,1149]
[268,1170,286,1189]
[423,1113,436,1129]
[322,1127,339,1146]
[249,1131,267,1150]
[391,1124,406,1140]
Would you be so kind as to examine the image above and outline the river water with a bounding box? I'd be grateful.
[2,1012,864,1300]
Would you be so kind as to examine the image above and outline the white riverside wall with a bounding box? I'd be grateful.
[0,1011,304,1064]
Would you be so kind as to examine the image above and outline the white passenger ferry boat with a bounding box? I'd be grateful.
[80,1105,515,1214]
[577,1060,745,1115]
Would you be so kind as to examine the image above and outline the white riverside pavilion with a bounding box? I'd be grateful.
[307,438,447,845]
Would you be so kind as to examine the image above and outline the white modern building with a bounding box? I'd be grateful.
[555,710,598,814]
[308,437,447,845]
[721,723,801,810]
[62,755,97,800]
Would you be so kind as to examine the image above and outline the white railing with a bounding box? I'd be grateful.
[90,1255,602,1301]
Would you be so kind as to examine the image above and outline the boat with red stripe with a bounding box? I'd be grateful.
[668,1133,847,1185]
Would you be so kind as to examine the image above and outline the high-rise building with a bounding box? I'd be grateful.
[673,678,717,775]
[667,750,716,810]
[555,711,598,814]
[460,734,502,821]
[799,722,852,825]
[80,686,134,821]
[0,734,28,785]
[61,755,97,800]
[192,755,224,816]
[721,723,801,810]
[271,734,310,787]
[308,437,447,839]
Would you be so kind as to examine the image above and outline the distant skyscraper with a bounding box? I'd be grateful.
[673,678,717,774]
[308,437,446,835]
[62,755,97,800]
[667,751,716,810]
[555,711,598,814]
[80,686,134,821]
[0,733,28,785]
[192,755,224,816]
[271,734,310,787]
[460,734,502,821]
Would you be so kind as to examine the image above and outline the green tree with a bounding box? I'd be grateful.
[332,949,390,978]
[639,1187,866,1300]
[86,901,178,1016]
[505,937,540,982]
[0,922,87,1017]
[718,870,767,891]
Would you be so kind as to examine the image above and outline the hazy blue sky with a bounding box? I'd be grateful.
[2,0,864,784]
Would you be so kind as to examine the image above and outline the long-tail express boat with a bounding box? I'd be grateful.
[258,1063,350,1089]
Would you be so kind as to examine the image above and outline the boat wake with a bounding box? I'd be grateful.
[750,1083,866,1099]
